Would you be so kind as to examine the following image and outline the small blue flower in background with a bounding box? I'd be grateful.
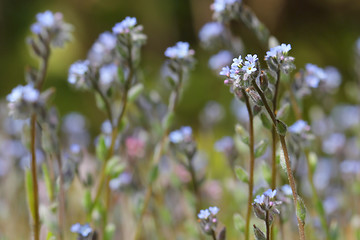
[288,120,310,134]
[219,66,231,77]
[208,50,232,71]
[212,0,238,13]
[35,10,55,28]
[265,43,291,60]
[263,189,277,199]
[7,84,41,118]
[30,10,72,47]
[112,16,137,34]
[198,209,211,219]
[209,206,220,215]
[169,126,193,144]
[254,194,265,204]
[281,184,293,196]
[169,130,183,144]
[199,22,224,46]
[164,42,194,59]
[214,136,234,153]
[7,85,40,103]
[305,63,326,88]
[70,223,92,237]
[245,54,258,65]
[68,60,90,88]
[242,61,257,74]
[99,63,118,92]
[232,55,243,68]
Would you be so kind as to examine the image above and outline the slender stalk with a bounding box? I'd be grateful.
[266,210,270,240]
[188,157,202,214]
[270,69,280,240]
[241,88,255,240]
[271,69,280,190]
[56,151,65,240]
[30,114,40,240]
[28,46,50,240]
[211,230,217,240]
[134,68,183,240]
[252,81,306,240]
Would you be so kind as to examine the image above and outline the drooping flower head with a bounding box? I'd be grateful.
[68,60,90,89]
[7,84,41,118]
[265,43,295,73]
[112,16,146,48]
[198,207,220,235]
[169,126,193,144]
[30,10,72,47]
[165,42,195,60]
[304,63,326,88]
[70,223,93,237]
[198,209,211,219]
[211,0,242,22]
[87,32,117,68]
[112,17,137,34]
[199,22,224,48]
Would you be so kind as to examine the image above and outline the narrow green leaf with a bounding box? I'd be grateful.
[276,119,288,136]
[253,224,266,240]
[255,140,268,158]
[296,196,306,226]
[83,189,92,213]
[308,151,318,173]
[117,66,125,84]
[233,213,245,233]
[42,164,53,201]
[104,223,116,240]
[276,102,290,120]
[149,165,159,183]
[235,166,249,183]
[46,231,56,240]
[127,83,144,103]
[96,135,108,161]
[260,113,272,130]
[162,112,175,131]
[105,156,125,178]
[25,169,35,221]
[95,93,106,111]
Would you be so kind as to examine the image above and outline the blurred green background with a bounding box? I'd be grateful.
[1,0,360,134]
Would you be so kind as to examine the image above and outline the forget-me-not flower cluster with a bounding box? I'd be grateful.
[30,10,72,47]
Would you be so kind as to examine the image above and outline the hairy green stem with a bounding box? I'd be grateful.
[270,69,280,240]
[252,81,306,240]
[211,229,217,240]
[241,88,255,240]
[188,157,202,215]
[30,114,40,240]
[266,210,270,240]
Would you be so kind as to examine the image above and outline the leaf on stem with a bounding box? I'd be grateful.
[235,166,249,183]
[255,140,268,158]
[234,213,245,233]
